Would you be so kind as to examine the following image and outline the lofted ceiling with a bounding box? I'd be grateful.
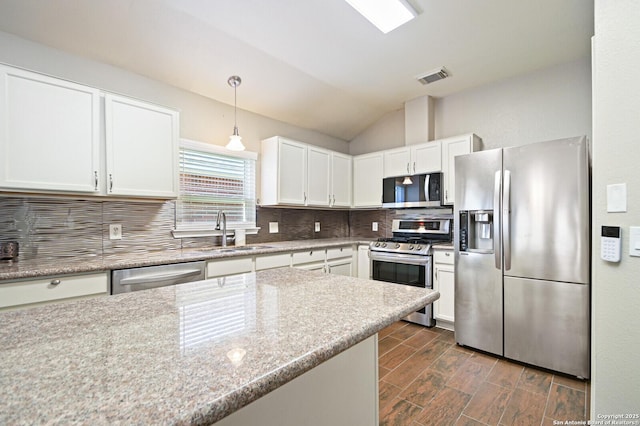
[0,0,594,141]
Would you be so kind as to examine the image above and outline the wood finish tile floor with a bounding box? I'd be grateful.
[378,322,590,426]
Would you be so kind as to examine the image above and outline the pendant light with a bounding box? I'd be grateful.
[402,176,413,185]
[226,75,245,151]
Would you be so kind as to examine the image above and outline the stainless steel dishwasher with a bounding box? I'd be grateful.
[111,261,206,294]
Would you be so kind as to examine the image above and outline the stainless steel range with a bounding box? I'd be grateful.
[369,216,452,327]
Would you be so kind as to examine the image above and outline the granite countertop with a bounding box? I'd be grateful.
[0,267,439,425]
[0,238,372,281]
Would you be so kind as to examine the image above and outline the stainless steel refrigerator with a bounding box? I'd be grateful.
[454,136,590,378]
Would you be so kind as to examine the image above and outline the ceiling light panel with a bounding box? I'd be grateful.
[344,0,417,34]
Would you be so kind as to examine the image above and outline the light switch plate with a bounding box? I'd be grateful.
[269,222,279,233]
[607,183,627,212]
[372,222,379,231]
[630,226,640,257]
[314,222,320,232]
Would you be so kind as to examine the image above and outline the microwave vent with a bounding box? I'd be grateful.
[417,67,449,85]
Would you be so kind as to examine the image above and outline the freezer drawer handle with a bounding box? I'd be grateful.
[119,269,203,286]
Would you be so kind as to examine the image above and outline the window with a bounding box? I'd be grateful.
[176,139,257,231]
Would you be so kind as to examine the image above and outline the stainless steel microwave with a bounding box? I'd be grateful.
[382,172,443,208]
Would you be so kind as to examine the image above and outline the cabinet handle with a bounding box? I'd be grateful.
[445,252,451,257]
[304,192,307,204]
[406,163,410,173]
[94,171,98,190]
[333,195,336,206]
[413,162,416,173]
[435,270,438,280]
[109,174,114,192]
[445,190,448,202]
[50,279,61,286]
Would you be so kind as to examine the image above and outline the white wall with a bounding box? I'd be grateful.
[348,58,592,153]
[348,109,404,155]
[435,58,592,149]
[0,31,349,157]
[591,0,640,416]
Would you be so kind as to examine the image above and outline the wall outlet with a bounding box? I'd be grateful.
[109,223,122,240]
[315,222,321,232]
[269,222,279,234]
[372,222,379,232]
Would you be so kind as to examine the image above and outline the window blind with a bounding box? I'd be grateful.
[177,144,256,230]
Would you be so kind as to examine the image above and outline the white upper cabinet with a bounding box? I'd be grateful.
[0,65,101,194]
[383,147,411,178]
[411,141,442,174]
[441,133,481,205]
[261,136,352,207]
[330,152,352,207]
[383,141,442,178]
[307,146,331,206]
[105,94,179,198]
[0,65,179,199]
[352,152,383,207]
[261,136,308,206]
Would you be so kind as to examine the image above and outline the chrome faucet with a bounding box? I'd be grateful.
[215,211,227,247]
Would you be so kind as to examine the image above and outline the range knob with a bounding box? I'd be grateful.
[381,243,387,248]
[408,245,415,250]
[417,245,423,250]
[395,243,401,249]
[375,242,381,247]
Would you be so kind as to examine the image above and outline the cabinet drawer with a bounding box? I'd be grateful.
[326,246,353,260]
[207,257,254,278]
[255,253,291,271]
[292,249,326,265]
[0,272,108,309]
[434,250,454,265]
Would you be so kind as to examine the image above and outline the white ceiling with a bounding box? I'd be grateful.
[0,0,593,141]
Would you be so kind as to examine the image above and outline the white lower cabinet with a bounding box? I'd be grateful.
[207,257,254,278]
[0,272,108,311]
[357,245,370,279]
[326,246,354,277]
[433,249,455,328]
[255,253,292,271]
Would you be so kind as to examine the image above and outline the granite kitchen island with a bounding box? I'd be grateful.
[0,267,438,425]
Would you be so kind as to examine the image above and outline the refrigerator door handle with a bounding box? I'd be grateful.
[503,170,512,270]
[494,170,502,269]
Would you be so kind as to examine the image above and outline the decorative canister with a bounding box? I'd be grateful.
[0,241,19,260]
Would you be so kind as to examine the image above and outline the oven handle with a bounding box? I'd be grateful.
[369,251,432,266]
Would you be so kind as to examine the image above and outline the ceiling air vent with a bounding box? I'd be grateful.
[417,67,449,85]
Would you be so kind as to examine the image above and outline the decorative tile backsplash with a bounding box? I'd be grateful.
[0,197,389,262]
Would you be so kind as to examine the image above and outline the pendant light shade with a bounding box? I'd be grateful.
[402,176,413,185]
[226,75,246,151]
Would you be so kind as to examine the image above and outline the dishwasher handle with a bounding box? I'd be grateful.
[119,269,203,286]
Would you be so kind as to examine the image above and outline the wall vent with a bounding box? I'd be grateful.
[417,67,449,85]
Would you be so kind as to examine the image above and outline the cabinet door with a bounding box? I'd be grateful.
[434,264,455,322]
[330,152,352,207]
[327,259,353,276]
[307,146,331,206]
[105,94,179,198]
[442,135,473,205]
[0,65,100,193]
[357,245,370,279]
[411,141,442,174]
[278,138,307,205]
[353,153,383,207]
[383,147,411,178]
[0,272,107,310]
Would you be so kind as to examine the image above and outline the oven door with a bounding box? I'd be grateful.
[370,251,435,327]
